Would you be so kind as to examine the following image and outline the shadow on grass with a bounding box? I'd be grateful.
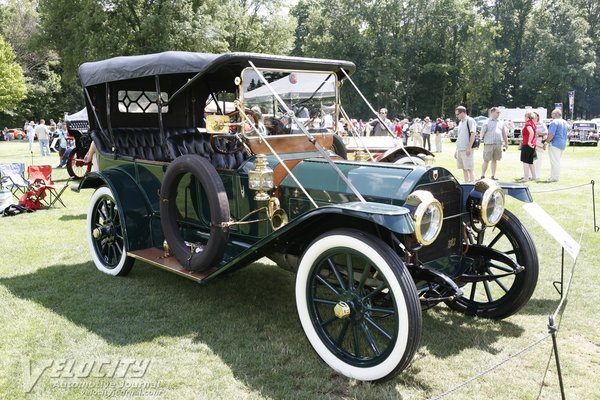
[0,260,532,398]
[58,213,87,221]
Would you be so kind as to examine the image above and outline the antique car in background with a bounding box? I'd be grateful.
[508,119,525,144]
[568,120,599,146]
[76,51,539,382]
[64,108,93,178]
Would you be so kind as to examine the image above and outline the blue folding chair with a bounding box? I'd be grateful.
[0,163,29,200]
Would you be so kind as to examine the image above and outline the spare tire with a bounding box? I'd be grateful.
[160,154,230,272]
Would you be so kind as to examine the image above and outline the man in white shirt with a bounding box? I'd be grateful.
[34,119,51,156]
[453,106,477,183]
[480,107,508,179]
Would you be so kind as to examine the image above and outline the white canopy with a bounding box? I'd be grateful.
[65,108,88,121]
[244,72,335,104]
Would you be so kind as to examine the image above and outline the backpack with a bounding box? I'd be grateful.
[19,190,42,210]
[2,204,33,216]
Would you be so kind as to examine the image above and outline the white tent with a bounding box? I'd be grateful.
[65,108,88,121]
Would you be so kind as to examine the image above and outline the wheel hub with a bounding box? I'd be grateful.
[334,291,368,321]
[334,301,351,319]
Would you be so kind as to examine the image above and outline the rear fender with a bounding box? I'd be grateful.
[78,168,155,251]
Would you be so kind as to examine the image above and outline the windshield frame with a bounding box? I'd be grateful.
[239,67,340,132]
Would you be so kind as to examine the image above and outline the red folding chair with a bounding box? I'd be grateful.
[27,165,70,208]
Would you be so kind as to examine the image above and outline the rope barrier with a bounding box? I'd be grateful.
[429,334,552,400]
[431,179,593,400]
[529,181,591,194]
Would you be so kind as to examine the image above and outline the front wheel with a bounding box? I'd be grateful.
[86,186,134,276]
[296,229,421,382]
[447,210,538,319]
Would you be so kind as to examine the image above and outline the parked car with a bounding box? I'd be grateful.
[568,120,599,146]
[509,119,525,144]
[2,128,25,140]
[64,108,93,179]
[76,51,539,382]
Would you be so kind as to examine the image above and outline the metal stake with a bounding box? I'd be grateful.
[548,316,566,400]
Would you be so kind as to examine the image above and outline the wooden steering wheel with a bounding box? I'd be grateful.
[210,109,259,154]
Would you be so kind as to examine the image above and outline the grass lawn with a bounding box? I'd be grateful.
[1,138,599,399]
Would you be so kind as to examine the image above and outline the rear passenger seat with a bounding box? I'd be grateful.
[91,127,248,170]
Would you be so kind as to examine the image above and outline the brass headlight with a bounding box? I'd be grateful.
[467,178,505,226]
[405,190,443,245]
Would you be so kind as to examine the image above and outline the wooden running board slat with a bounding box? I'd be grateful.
[128,248,215,283]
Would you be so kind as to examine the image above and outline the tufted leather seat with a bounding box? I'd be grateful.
[166,130,248,170]
[93,127,248,170]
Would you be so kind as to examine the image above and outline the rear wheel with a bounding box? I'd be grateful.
[296,229,421,382]
[66,149,92,179]
[87,186,134,276]
[447,210,538,319]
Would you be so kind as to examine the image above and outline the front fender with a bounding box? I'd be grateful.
[461,181,533,204]
[77,167,155,251]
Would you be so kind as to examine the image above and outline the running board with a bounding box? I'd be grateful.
[128,248,216,283]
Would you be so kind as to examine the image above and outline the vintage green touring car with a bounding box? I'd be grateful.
[76,51,538,382]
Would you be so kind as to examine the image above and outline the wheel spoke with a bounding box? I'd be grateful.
[488,231,504,248]
[312,297,338,305]
[320,314,338,328]
[367,306,395,315]
[352,321,361,357]
[327,258,346,291]
[483,280,494,302]
[364,315,393,340]
[346,254,354,291]
[336,319,350,347]
[361,321,380,356]
[363,282,386,301]
[316,274,341,296]
[469,281,477,301]
[97,203,108,221]
[111,244,118,264]
[487,262,513,273]
[487,268,510,293]
[357,262,372,293]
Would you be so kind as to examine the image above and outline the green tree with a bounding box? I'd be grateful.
[521,0,594,114]
[0,36,27,114]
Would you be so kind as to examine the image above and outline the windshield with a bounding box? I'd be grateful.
[242,69,337,133]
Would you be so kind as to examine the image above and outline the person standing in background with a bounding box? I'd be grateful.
[35,119,51,156]
[532,111,547,180]
[545,109,568,182]
[520,112,537,181]
[26,121,35,151]
[454,106,477,183]
[434,118,444,152]
[480,107,508,180]
[422,117,432,151]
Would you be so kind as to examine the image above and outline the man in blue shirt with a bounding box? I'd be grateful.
[545,108,568,182]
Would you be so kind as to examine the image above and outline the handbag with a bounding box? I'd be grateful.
[467,119,480,148]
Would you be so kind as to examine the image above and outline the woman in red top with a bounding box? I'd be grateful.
[521,111,537,181]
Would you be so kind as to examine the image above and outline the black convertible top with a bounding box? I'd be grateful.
[78,51,356,87]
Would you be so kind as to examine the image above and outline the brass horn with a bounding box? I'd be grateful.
[268,197,288,230]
